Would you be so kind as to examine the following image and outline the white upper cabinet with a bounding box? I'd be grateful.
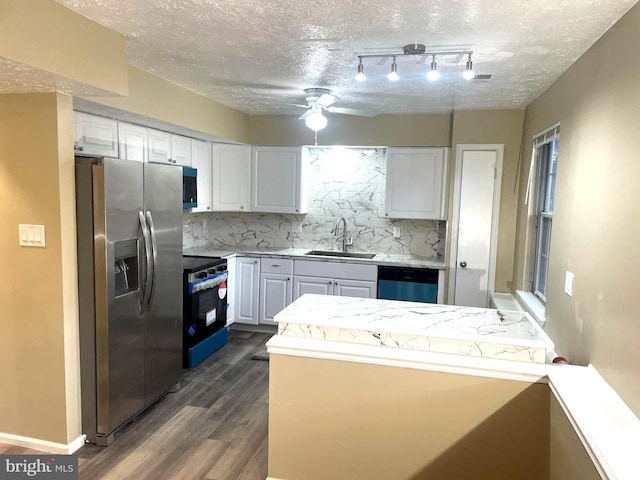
[170,134,192,167]
[118,122,148,162]
[385,147,449,220]
[147,130,192,166]
[251,146,307,214]
[211,144,251,212]
[147,129,171,164]
[74,112,118,157]
[190,139,212,212]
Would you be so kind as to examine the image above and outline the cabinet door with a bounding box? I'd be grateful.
[334,279,377,299]
[251,147,306,214]
[190,139,212,211]
[226,257,236,325]
[74,112,118,157]
[148,129,171,164]
[385,147,448,220]
[118,122,147,162]
[211,144,251,212]
[170,134,192,167]
[293,275,333,300]
[235,257,260,325]
[259,273,292,325]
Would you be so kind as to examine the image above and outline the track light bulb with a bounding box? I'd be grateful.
[388,58,399,81]
[463,55,475,80]
[356,62,366,81]
[305,109,327,131]
[427,57,440,81]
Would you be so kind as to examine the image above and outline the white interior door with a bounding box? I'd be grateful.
[449,145,503,307]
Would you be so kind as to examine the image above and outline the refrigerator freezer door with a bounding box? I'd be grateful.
[97,158,146,436]
[143,162,183,404]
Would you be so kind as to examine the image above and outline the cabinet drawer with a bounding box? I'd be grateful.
[294,260,377,281]
[261,258,293,274]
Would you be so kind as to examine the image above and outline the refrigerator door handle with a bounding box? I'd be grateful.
[139,210,152,313]
[145,211,159,311]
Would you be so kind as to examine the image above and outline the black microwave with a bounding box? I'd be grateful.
[183,166,197,209]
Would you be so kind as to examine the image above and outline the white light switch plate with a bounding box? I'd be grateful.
[392,226,401,238]
[564,271,574,296]
[19,224,46,247]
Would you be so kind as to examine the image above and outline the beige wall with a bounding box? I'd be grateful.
[249,113,451,146]
[0,0,128,95]
[0,93,80,444]
[269,354,549,480]
[514,3,640,416]
[449,110,525,294]
[86,66,250,144]
[549,395,601,480]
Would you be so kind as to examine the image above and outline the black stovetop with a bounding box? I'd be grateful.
[182,255,226,274]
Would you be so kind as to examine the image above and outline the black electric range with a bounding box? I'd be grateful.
[182,255,229,368]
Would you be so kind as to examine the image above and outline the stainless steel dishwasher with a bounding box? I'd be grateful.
[377,266,438,303]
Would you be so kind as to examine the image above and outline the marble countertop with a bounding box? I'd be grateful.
[183,244,446,269]
[274,294,554,363]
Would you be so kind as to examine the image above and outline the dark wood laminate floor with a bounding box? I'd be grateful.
[1,330,272,480]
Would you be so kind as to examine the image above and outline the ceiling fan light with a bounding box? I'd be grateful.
[427,59,440,81]
[356,63,366,81]
[305,110,327,131]
[388,58,399,81]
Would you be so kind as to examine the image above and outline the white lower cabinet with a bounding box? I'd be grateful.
[226,256,236,325]
[333,278,377,298]
[235,257,260,325]
[293,276,333,297]
[259,259,293,325]
[293,260,377,300]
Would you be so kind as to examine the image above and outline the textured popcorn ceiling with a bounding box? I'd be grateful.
[21,1,640,115]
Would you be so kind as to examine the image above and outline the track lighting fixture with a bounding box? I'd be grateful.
[463,53,475,79]
[355,44,476,83]
[388,57,399,81]
[426,55,440,81]
[355,59,366,81]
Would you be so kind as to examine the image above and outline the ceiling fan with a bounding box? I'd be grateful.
[296,88,375,131]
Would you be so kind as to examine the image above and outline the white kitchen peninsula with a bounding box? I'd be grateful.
[270,294,552,363]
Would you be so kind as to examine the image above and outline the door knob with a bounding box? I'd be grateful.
[459,260,467,268]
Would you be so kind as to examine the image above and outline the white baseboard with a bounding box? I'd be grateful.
[0,432,86,454]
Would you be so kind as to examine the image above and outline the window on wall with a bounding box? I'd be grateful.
[530,124,559,302]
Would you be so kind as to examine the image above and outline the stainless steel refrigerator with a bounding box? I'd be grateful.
[75,157,183,446]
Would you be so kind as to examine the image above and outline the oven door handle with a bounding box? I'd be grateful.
[138,211,152,313]
[144,211,158,312]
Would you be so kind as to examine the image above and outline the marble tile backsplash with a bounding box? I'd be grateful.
[183,147,445,258]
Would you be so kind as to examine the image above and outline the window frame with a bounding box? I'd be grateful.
[530,124,560,303]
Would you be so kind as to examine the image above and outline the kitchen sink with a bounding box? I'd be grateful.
[304,250,376,260]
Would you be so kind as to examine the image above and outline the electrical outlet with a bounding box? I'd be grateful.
[564,271,574,296]
[392,226,401,238]
[292,222,303,233]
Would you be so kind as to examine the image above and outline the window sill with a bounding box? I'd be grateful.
[515,290,546,327]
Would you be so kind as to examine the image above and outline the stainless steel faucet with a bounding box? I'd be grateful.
[332,217,349,252]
